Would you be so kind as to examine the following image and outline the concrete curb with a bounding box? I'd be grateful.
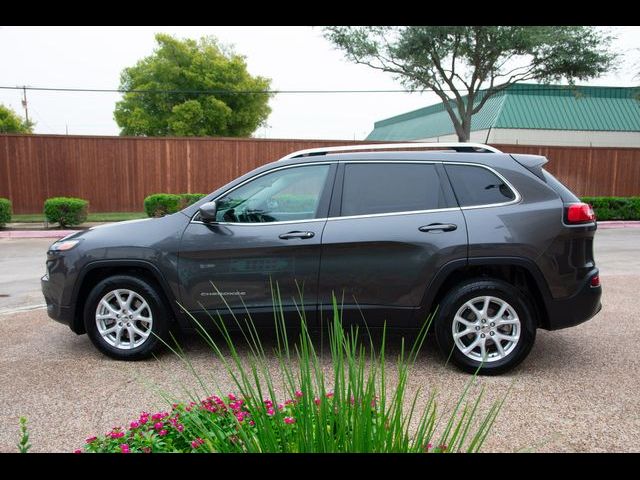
[0,230,77,239]
[597,221,640,229]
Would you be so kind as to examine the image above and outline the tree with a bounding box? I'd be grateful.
[324,26,617,142]
[0,104,34,133]
[114,34,272,137]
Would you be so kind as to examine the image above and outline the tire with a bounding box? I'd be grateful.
[84,275,170,360]
[434,278,536,375]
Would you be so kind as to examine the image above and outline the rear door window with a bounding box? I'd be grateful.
[340,163,450,216]
[444,164,516,207]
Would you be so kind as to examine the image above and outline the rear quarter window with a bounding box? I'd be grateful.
[444,164,517,207]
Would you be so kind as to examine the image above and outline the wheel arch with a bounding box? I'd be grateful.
[419,257,553,329]
[71,260,180,334]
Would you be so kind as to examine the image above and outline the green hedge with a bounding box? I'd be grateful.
[144,193,207,217]
[581,196,640,221]
[44,197,89,227]
[181,193,207,207]
[0,198,12,227]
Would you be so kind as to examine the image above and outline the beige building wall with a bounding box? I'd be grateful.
[419,129,640,147]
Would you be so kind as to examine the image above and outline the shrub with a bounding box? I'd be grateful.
[144,194,181,218]
[0,198,11,227]
[581,196,640,221]
[180,193,207,207]
[144,193,207,217]
[44,197,88,227]
[75,292,505,453]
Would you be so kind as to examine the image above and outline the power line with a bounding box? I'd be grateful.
[1,85,635,96]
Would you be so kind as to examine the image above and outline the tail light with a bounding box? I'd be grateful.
[566,203,596,224]
[590,274,600,288]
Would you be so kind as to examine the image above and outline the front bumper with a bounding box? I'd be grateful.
[544,269,602,330]
[41,274,74,328]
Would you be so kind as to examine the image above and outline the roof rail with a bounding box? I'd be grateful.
[279,142,503,160]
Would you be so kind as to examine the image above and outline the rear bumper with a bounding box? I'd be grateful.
[544,269,602,330]
[41,274,75,329]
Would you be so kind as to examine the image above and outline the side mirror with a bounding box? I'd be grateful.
[199,201,218,223]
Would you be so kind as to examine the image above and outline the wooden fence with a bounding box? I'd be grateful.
[1,134,639,214]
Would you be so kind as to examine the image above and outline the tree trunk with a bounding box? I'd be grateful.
[457,116,471,142]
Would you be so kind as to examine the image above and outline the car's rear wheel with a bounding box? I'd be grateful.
[84,275,170,360]
[434,279,536,375]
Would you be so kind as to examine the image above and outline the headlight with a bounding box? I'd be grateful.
[50,239,80,251]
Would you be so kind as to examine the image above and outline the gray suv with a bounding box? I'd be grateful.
[41,143,602,374]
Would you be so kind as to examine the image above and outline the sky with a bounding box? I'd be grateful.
[0,26,638,140]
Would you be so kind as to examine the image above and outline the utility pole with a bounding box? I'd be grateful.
[21,86,29,124]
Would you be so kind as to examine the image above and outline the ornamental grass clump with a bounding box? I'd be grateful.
[77,285,506,453]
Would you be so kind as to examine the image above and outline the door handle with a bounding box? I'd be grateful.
[419,223,457,233]
[278,231,315,240]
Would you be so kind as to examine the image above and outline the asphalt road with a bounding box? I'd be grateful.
[0,229,638,452]
[0,238,51,314]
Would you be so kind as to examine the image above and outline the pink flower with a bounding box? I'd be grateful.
[129,421,139,429]
[191,437,205,449]
[295,390,303,398]
[228,393,237,401]
[158,429,168,437]
[176,424,184,432]
[284,417,296,425]
[249,420,255,426]
[266,407,275,416]
[154,422,164,430]
[325,392,334,399]
[109,431,125,439]
[120,444,130,454]
[85,436,97,443]
[424,443,433,452]
[314,397,321,406]
[74,449,82,454]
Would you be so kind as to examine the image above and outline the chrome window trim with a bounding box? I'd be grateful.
[189,160,522,226]
[325,207,461,222]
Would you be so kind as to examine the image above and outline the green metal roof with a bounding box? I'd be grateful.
[366,83,640,141]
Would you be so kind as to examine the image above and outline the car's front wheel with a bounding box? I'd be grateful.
[84,275,170,360]
[434,279,536,375]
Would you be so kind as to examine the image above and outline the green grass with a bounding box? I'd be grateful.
[156,286,505,453]
[12,211,146,223]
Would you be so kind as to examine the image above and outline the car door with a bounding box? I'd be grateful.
[318,161,467,327]
[179,162,336,326]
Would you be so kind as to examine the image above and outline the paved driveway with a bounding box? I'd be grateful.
[0,229,638,452]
